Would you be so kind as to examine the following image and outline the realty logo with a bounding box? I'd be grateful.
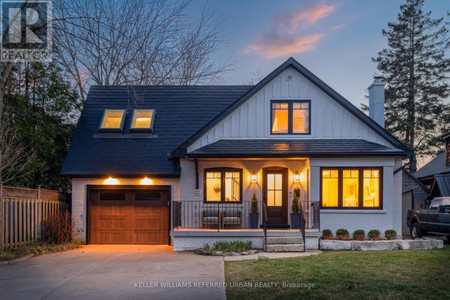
[1,1,52,62]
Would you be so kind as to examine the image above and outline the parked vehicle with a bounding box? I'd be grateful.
[407,197,450,240]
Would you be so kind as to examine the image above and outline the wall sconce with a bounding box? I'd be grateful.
[140,177,153,185]
[300,172,306,182]
[104,177,119,185]
[294,170,300,183]
[251,171,257,183]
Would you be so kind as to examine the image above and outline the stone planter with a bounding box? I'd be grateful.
[290,213,301,229]
[249,213,259,229]
[319,239,444,251]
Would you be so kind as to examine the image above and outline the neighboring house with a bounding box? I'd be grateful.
[61,58,411,251]
[401,169,428,235]
[413,132,450,199]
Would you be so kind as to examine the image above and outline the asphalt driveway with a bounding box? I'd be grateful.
[0,245,226,300]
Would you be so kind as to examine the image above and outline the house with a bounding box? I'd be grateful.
[401,169,428,235]
[61,58,411,251]
[413,132,450,198]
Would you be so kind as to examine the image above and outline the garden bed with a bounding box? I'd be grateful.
[0,241,81,262]
[320,238,444,251]
[194,240,259,256]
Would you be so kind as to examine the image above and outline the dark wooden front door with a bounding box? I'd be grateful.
[263,168,288,226]
[89,189,169,244]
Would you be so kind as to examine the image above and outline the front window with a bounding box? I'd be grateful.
[321,168,382,209]
[100,110,125,132]
[205,168,242,202]
[271,100,310,134]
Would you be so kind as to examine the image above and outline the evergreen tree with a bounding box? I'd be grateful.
[373,0,450,171]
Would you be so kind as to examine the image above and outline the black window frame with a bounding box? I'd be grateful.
[270,100,311,135]
[320,167,383,210]
[130,109,156,133]
[99,109,126,133]
[203,167,243,203]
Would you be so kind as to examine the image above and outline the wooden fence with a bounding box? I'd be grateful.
[0,185,68,250]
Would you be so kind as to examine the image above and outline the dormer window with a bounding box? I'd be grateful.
[271,100,310,135]
[131,109,155,132]
[100,110,125,132]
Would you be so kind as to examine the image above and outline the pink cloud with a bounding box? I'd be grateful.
[243,33,325,59]
[277,2,335,34]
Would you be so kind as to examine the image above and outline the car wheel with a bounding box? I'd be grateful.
[410,223,422,239]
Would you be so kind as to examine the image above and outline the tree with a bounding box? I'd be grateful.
[53,0,229,102]
[373,0,450,171]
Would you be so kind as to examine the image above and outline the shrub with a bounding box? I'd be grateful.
[384,229,397,240]
[336,229,350,240]
[41,210,72,244]
[212,241,252,252]
[352,229,365,241]
[291,193,299,214]
[203,243,212,250]
[250,193,259,214]
[368,229,381,240]
[322,229,333,239]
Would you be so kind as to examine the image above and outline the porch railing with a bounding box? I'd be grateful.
[172,200,320,231]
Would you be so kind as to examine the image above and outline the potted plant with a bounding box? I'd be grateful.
[336,228,350,240]
[384,229,397,240]
[352,229,365,241]
[368,229,381,240]
[249,193,259,229]
[290,193,301,229]
[322,229,333,240]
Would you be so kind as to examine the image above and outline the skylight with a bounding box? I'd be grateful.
[100,110,125,132]
[131,109,155,132]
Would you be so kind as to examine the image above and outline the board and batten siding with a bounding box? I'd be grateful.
[188,67,392,152]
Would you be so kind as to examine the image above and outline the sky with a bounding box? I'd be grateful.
[187,0,449,107]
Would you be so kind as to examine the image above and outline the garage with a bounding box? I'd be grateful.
[89,188,169,245]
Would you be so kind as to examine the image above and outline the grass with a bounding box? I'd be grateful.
[0,241,81,261]
[225,245,450,299]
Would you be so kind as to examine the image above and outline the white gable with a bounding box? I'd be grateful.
[188,67,393,152]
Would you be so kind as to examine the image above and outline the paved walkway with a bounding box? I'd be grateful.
[223,250,322,261]
[0,245,226,300]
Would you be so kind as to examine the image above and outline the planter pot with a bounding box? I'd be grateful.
[249,213,259,229]
[290,213,301,229]
[353,234,365,241]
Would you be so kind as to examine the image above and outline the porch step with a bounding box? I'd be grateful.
[267,237,303,244]
[266,244,305,252]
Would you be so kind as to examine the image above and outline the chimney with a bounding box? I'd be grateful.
[368,77,385,128]
[443,132,450,167]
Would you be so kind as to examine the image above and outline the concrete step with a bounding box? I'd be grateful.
[267,237,303,244]
[266,230,302,237]
[266,244,305,252]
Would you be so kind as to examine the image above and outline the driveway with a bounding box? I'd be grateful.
[0,246,226,300]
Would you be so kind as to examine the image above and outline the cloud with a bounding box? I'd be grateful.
[331,24,345,30]
[243,1,335,59]
[243,33,325,59]
[276,2,335,34]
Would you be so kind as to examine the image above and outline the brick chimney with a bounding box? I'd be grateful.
[368,77,385,128]
[443,132,450,167]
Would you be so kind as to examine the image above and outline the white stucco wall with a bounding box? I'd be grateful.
[71,177,180,244]
[310,157,403,235]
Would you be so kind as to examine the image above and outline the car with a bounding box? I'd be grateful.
[406,197,450,240]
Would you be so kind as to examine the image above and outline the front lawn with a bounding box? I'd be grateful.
[225,245,450,299]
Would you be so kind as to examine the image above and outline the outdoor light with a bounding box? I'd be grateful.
[140,177,153,185]
[300,172,306,182]
[294,170,300,183]
[104,177,119,185]
[251,172,257,183]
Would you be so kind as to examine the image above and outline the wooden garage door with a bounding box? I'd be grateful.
[89,189,169,244]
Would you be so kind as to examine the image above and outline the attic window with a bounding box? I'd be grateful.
[131,109,154,132]
[100,110,125,132]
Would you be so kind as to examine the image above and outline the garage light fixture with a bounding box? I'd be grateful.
[104,177,119,185]
[140,177,153,185]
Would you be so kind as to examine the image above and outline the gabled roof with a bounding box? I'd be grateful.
[187,139,405,158]
[170,57,411,157]
[413,152,450,179]
[61,85,252,177]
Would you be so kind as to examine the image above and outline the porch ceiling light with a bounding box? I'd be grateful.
[294,170,300,183]
[104,177,119,185]
[140,177,153,185]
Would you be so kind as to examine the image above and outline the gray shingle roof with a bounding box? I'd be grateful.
[413,152,450,179]
[61,85,252,177]
[187,139,405,158]
[435,174,450,197]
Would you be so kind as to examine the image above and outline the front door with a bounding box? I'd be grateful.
[263,168,288,226]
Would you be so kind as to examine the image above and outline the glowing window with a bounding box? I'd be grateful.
[267,173,283,206]
[342,170,359,207]
[322,169,339,207]
[205,169,242,202]
[100,110,125,131]
[271,101,310,134]
[363,169,380,207]
[131,109,154,132]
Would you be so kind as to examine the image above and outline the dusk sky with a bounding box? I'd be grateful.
[188,0,449,107]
